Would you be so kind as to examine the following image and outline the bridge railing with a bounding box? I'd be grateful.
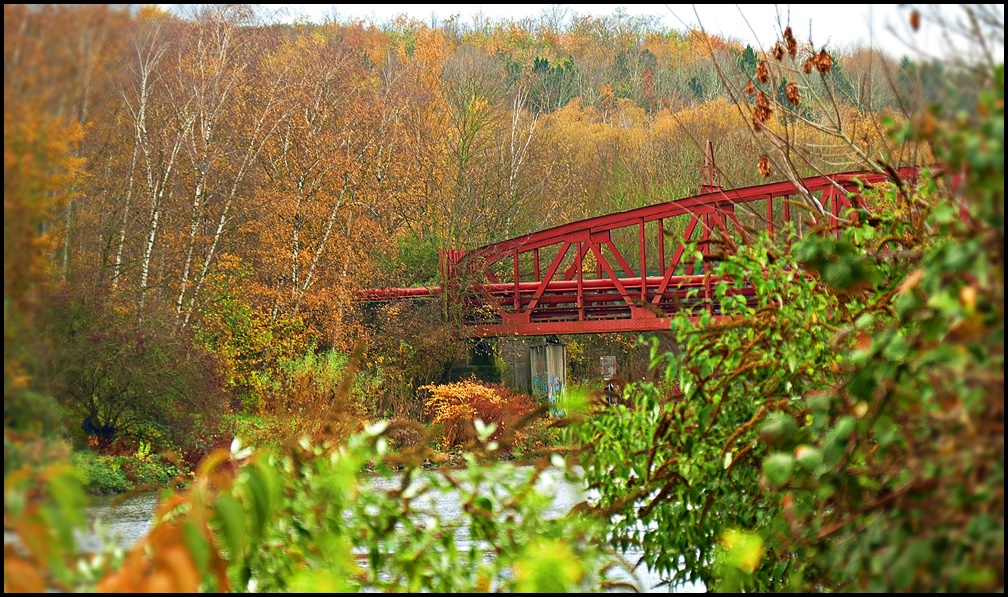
[447,166,923,336]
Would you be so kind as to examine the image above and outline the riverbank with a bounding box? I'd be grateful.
[5,400,567,498]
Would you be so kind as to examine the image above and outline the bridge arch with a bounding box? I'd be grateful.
[360,145,925,337]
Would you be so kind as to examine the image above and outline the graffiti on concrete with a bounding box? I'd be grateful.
[532,373,565,416]
[532,373,550,398]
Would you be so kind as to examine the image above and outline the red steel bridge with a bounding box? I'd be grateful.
[359,142,923,337]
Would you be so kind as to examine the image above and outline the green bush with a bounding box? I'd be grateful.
[72,451,129,495]
[568,62,1005,592]
[194,258,311,416]
[118,456,182,487]
[41,285,228,464]
[224,414,275,449]
[70,448,184,495]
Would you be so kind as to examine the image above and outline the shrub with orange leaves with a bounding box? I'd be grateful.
[421,380,538,451]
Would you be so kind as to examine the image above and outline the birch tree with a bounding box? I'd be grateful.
[171,5,287,330]
[120,18,194,319]
[254,24,391,342]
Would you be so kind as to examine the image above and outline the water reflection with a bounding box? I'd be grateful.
[81,469,704,593]
[80,491,161,554]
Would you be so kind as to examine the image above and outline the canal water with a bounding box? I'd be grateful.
[81,468,705,593]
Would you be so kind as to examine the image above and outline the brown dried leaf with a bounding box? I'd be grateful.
[815,49,833,74]
[97,546,146,592]
[773,42,785,61]
[10,518,51,565]
[948,314,985,342]
[3,555,47,593]
[785,81,801,106]
[756,60,770,83]
[758,155,771,177]
[913,110,938,138]
[145,571,177,593]
[910,9,921,31]
[156,544,201,592]
[856,330,872,352]
[784,26,798,57]
[754,91,773,124]
[897,269,924,294]
[744,80,756,96]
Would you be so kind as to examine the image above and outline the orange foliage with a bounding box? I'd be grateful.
[686,29,744,55]
[4,5,87,311]
[96,448,239,592]
[421,380,536,450]
[96,521,222,592]
[642,31,692,68]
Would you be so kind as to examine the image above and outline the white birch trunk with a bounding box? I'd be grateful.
[125,26,196,318]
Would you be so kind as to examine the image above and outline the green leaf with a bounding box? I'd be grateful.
[794,445,823,472]
[762,453,794,487]
[214,492,247,561]
[847,370,876,402]
[931,202,958,224]
[822,259,854,290]
[758,412,799,447]
[182,520,213,582]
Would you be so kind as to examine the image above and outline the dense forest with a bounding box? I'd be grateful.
[4,3,1003,593]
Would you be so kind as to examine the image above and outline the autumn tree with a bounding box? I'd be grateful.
[41,285,227,460]
[166,5,285,331]
[6,5,247,450]
[245,22,397,351]
[4,4,88,434]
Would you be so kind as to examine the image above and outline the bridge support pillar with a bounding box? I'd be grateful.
[498,337,568,410]
[530,339,567,413]
[498,337,533,395]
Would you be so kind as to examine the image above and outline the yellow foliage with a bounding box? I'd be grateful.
[4,86,85,310]
[642,31,692,68]
[612,98,649,130]
[422,380,503,448]
[408,25,454,83]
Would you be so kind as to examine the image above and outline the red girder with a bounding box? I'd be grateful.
[459,168,914,263]
[358,157,926,337]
